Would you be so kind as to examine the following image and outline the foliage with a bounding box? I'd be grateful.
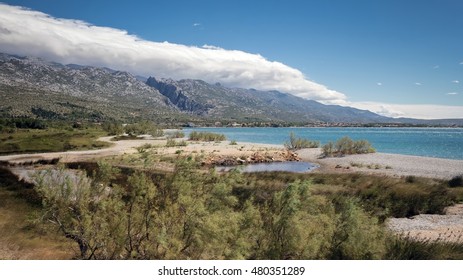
[284,132,320,150]
[189,131,226,142]
[229,140,238,145]
[0,117,47,131]
[166,130,185,139]
[328,197,386,259]
[124,121,163,137]
[166,139,188,147]
[322,136,375,157]
[0,127,110,155]
[0,167,73,259]
[386,236,463,260]
[102,122,124,136]
[256,180,336,259]
[242,172,457,221]
[31,159,463,260]
[448,175,463,188]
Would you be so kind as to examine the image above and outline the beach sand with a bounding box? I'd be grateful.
[297,148,463,180]
[386,204,463,243]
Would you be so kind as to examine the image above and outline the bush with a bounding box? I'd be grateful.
[166,139,188,147]
[448,175,463,188]
[171,130,185,138]
[102,122,124,136]
[284,132,320,150]
[124,121,163,137]
[189,131,226,142]
[322,136,375,157]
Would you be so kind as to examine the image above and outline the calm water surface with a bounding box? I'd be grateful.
[185,127,463,160]
[216,161,318,173]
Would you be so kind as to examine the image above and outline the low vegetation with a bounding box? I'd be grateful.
[166,130,185,139]
[0,126,110,155]
[322,136,375,157]
[284,132,320,150]
[103,120,164,137]
[166,139,188,147]
[188,131,226,142]
[13,158,459,260]
[449,175,463,188]
[0,167,73,259]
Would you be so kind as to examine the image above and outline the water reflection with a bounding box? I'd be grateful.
[216,161,318,173]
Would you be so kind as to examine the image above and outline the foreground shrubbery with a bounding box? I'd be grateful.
[284,132,320,150]
[322,136,375,157]
[189,131,226,142]
[34,160,389,260]
[0,160,456,260]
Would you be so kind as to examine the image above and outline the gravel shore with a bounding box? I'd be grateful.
[386,204,463,243]
[297,148,463,180]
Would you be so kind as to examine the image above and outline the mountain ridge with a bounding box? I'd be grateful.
[1,52,462,126]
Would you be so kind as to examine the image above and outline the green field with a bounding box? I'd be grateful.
[0,127,111,155]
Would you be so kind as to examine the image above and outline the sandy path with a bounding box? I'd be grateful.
[297,148,463,180]
[0,137,286,164]
[0,136,169,163]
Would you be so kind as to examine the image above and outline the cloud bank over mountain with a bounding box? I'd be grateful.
[1,3,462,119]
[0,4,345,103]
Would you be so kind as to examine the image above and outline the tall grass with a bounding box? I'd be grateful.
[386,236,463,260]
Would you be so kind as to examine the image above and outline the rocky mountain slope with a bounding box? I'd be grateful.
[0,53,177,121]
[147,77,391,123]
[2,52,460,125]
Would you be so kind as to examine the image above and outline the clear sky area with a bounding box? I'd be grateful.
[1,0,462,119]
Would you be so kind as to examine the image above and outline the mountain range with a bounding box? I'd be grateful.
[0,53,461,126]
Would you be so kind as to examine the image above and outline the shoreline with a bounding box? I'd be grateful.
[1,137,462,179]
[297,148,463,180]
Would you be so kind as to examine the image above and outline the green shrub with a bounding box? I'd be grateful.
[124,121,163,137]
[102,122,124,135]
[284,132,320,150]
[166,139,188,147]
[322,136,375,157]
[230,140,238,145]
[448,175,463,188]
[189,131,226,141]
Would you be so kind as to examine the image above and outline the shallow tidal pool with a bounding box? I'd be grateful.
[215,161,319,173]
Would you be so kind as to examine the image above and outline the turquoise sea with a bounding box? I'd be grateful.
[184,127,463,160]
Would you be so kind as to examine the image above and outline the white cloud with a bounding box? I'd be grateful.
[415,82,422,86]
[193,23,201,27]
[346,102,463,119]
[0,4,346,102]
[452,80,460,84]
[377,82,382,86]
[447,92,458,95]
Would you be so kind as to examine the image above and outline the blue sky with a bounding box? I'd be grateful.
[1,0,462,118]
